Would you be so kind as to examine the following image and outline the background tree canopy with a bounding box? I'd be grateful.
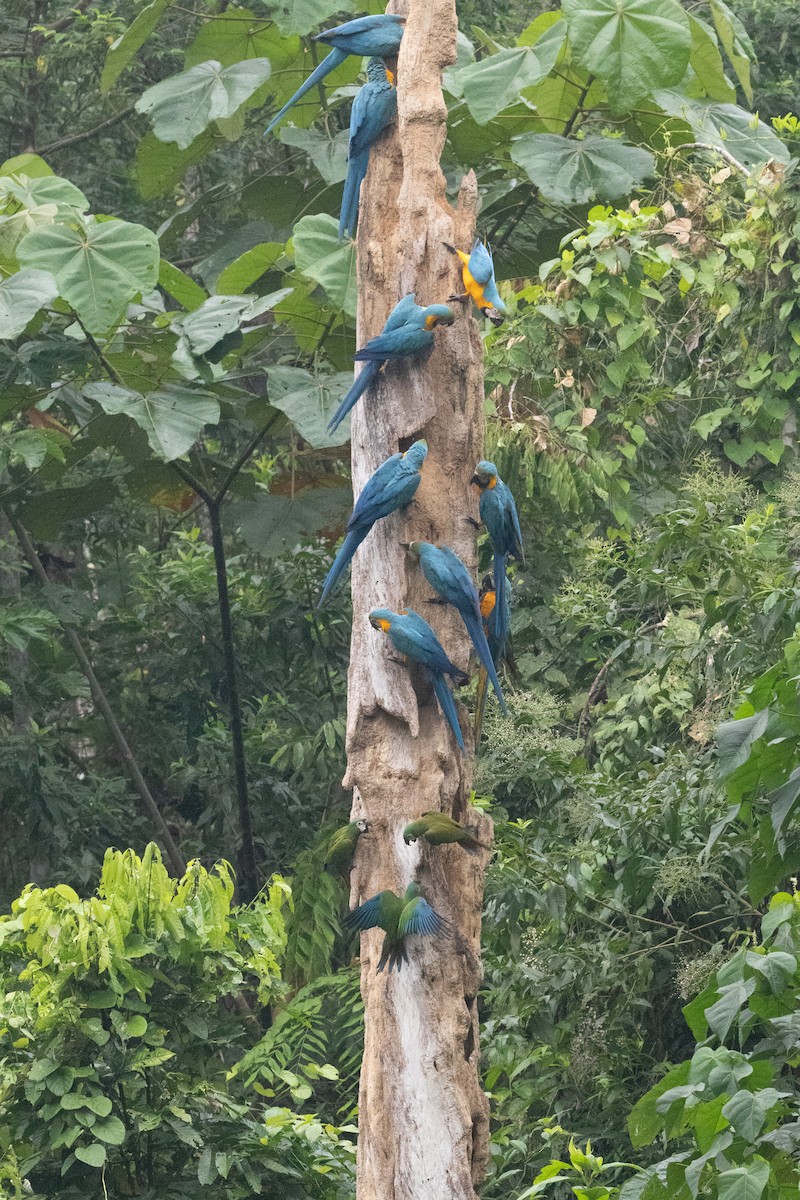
[1,0,800,1196]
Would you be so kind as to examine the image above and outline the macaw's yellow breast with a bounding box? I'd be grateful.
[461,264,488,310]
[480,590,496,621]
[487,475,497,489]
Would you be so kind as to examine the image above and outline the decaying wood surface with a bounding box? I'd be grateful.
[343,0,492,1194]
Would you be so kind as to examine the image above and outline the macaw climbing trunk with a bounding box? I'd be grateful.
[344,0,490,1197]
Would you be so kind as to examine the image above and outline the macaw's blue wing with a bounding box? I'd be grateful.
[318,527,367,608]
[327,360,380,433]
[430,671,466,752]
[316,13,405,55]
[467,240,494,286]
[399,896,448,937]
[389,611,467,682]
[354,324,433,362]
[338,69,396,239]
[349,454,421,530]
[343,892,387,932]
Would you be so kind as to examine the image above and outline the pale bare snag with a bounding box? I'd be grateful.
[343,0,491,1195]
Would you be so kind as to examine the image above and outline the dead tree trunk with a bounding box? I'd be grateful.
[344,0,491,1195]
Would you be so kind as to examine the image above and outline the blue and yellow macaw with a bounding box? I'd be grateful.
[445,239,507,325]
[327,294,454,434]
[344,881,448,973]
[369,607,467,751]
[470,461,523,651]
[474,572,513,743]
[339,57,397,240]
[264,13,405,135]
[407,541,507,715]
[318,439,427,607]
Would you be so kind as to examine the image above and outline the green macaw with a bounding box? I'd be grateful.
[403,811,490,855]
[344,881,448,972]
[324,819,369,881]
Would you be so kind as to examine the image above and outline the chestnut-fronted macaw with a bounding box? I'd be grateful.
[445,239,506,325]
[403,812,490,854]
[324,819,369,881]
[327,295,454,434]
[344,881,447,972]
[369,607,467,751]
[339,57,396,239]
[407,541,507,714]
[470,461,523,651]
[318,440,427,607]
[265,13,405,134]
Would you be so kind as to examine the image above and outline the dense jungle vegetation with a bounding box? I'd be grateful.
[1,0,800,1195]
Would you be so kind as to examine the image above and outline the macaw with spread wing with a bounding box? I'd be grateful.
[407,541,507,715]
[339,57,397,239]
[318,440,428,608]
[265,13,405,135]
[344,882,448,973]
[327,295,454,434]
[470,461,523,654]
[369,607,468,752]
[445,238,507,325]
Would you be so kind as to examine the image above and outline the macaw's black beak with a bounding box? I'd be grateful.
[470,474,482,487]
[399,541,411,550]
[484,308,505,327]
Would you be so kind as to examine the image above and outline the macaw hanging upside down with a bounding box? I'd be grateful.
[264,14,405,135]
[445,239,507,325]
[339,57,397,240]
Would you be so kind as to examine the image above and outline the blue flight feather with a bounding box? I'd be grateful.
[431,671,466,751]
[399,897,448,937]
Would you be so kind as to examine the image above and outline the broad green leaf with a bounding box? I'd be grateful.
[102,0,175,92]
[259,0,355,37]
[709,0,752,103]
[84,382,220,461]
[279,126,349,184]
[19,482,120,539]
[83,1095,113,1117]
[0,153,54,179]
[136,132,217,200]
[511,133,655,205]
[704,978,756,1043]
[628,1062,690,1147]
[716,1160,769,1200]
[178,290,291,355]
[654,93,790,166]
[158,260,208,312]
[459,40,562,126]
[231,486,352,557]
[715,709,768,777]
[184,10,289,67]
[216,242,284,295]
[0,269,58,338]
[0,172,88,216]
[745,949,797,991]
[75,1143,107,1167]
[768,766,800,853]
[686,16,736,103]
[18,216,159,334]
[722,1089,786,1141]
[92,1115,126,1145]
[135,59,272,149]
[292,214,356,317]
[562,0,691,110]
[267,366,354,448]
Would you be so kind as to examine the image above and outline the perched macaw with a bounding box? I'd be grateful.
[445,239,507,325]
[327,295,454,433]
[369,607,468,751]
[470,461,523,651]
[324,819,369,881]
[407,541,507,715]
[344,881,447,972]
[474,573,512,743]
[403,812,490,854]
[318,440,427,608]
[339,58,397,239]
[265,13,405,135]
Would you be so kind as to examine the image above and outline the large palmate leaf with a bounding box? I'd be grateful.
[84,382,220,461]
[511,133,655,205]
[562,0,691,110]
[178,290,292,355]
[459,30,564,126]
[231,486,352,557]
[292,214,356,317]
[135,59,272,149]
[18,216,159,334]
[686,16,736,103]
[654,92,790,166]
[267,366,354,448]
[0,172,88,216]
[279,127,349,184]
[258,0,355,37]
[0,269,58,338]
[185,10,289,67]
[101,0,175,92]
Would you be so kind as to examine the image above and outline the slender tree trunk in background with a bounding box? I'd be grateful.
[345,0,490,1194]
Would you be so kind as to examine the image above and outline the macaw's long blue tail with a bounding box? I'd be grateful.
[431,671,466,752]
[338,150,368,239]
[265,48,347,135]
[318,527,367,608]
[474,665,489,744]
[327,359,380,433]
[493,550,510,648]
[462,609,507,715]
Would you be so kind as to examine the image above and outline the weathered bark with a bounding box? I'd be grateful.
[345,0,490,1195]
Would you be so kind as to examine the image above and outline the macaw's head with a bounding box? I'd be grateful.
[406,540,432,559]
[470,460,499,491]
[423,304,455,330]
[355,819,370,834]
[483,305,505,327]
[369,607,396,634]
[404,439,428,468]
[366,56,390,83]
